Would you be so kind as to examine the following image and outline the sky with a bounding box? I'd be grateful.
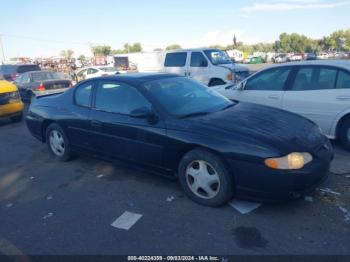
[0,0,350,60]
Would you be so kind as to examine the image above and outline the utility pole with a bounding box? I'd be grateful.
[0,34,5,64]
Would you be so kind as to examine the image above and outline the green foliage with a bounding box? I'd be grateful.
[272,30,350,53]
[60,49,74,59]
[165,44,182,50]
[91,45,112,56]
[78,54,87,62]
[112,43,143,54]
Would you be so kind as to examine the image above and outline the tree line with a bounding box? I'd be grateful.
[59,29,350,58]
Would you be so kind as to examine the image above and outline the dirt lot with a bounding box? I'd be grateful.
[0,107,350,255]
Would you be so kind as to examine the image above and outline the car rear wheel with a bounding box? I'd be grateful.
[339,118,350,151]
[46,123,71,161]
[10,112,23,123]
[178,148,234,206]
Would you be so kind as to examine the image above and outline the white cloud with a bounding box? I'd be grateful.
[241,0,350,12]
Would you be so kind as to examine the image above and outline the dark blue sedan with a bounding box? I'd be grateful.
[26,73,333,206]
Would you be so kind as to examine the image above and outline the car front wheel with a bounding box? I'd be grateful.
[46,123,71,161]
[178,149,234,206]
[339,118,350,151]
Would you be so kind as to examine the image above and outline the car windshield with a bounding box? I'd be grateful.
[144,77,234,118]
[99,67,116,72]
[32,71,66,82]
[204,50,232,65]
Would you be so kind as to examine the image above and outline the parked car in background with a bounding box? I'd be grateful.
[273,54,288,63]
[306,53,317,60]
[26,73,332,206]
[0,76,24,122]
[289,53,303,62]
[163,48,250,86]
[316,52,329,60]
[249,56,264,64]
[74,66,119,82]
[14,71,73,102]
[0,64,41,82]
[216,60,350,150]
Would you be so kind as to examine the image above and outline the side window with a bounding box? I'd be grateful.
[95,81,151,114]
[190,52,208,67]
[336,71,350,89]
[245,68,291,91]
[16,74,24,83]
[21,74,31,84]
[75,82,93,107]
[164,53,187,67]
[77,69,87,77]
[291,67,313,90]
[318,68,337,90]
[87,68,98,74]
[291,66,337,90]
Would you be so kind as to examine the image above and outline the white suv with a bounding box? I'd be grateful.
[163,48,249,86]
[216,60,350,150]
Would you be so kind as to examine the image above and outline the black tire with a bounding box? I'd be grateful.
[339,118,350,151]
[10,112,23,123]
[45,123,72,161]
[178,148,234,207]
[208,79,226,87]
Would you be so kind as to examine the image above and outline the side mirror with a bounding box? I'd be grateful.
[130,107,154,119]
[237,81,246,91]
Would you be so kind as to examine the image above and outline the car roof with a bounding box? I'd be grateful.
[166,48,221,53]
[264,60,350,71]
[93,73,180,84]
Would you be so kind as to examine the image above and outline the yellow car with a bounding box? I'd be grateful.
[0,79,24,122]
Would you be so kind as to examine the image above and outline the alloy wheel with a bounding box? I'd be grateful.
[185,160,221,199]
[49,130,65,157]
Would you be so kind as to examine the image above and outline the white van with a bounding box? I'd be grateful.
[163,48,250,86]
[115,49,250,86]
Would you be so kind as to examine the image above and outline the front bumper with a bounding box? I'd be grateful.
[0,102,24,118]
[228,141,333,202]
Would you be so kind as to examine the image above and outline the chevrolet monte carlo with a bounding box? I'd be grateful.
[26,73,333,206]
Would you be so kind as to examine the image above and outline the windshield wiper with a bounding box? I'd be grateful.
[180,111,212,119]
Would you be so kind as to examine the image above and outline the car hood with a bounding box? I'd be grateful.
[186,102,325,155]
[218,63,249,72]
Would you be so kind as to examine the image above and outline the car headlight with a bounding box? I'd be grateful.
[264,152,313,170]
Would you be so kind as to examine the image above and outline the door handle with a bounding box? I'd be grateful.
[336,96,350,101]
[268,95,279,100]
[184,72,187,76]
[188,72,191,76]
[91,120,102,128]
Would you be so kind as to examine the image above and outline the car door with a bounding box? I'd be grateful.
[65,81,95,152]
[188,51,211,85]
[90,80,166,168]
[282,65,349,136]
[163,52,189,77]
[227,66,292,108]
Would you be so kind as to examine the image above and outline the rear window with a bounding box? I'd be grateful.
[17,65,41,73]
[31,71,66,82]
[164,52,187,67]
